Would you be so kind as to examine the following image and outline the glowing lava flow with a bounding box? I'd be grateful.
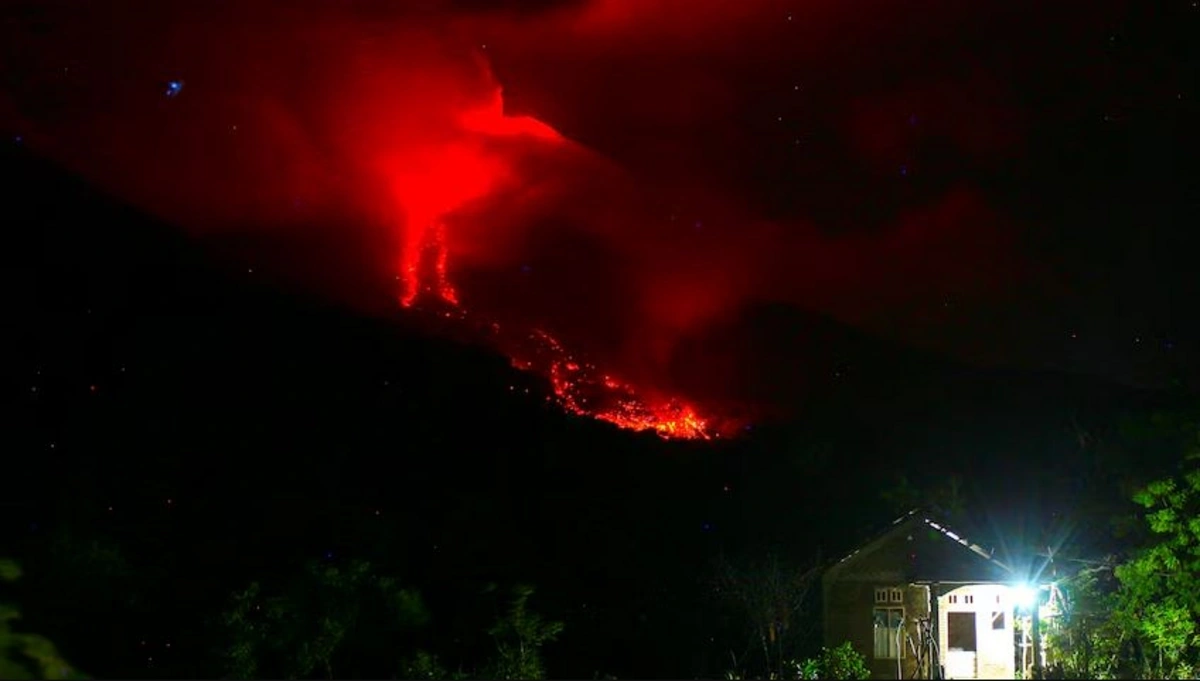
[389,142,505,307]
[404,285,714,440]
[512,329,712,440]
[460,306,714,439]
[391,86,556,309]
[389,84,713,440]
[401,218,459,307]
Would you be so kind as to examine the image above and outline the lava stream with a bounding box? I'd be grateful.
[514,329,712,440]
[403,290,713,440]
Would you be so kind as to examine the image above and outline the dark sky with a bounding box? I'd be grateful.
[2,0,1198,412]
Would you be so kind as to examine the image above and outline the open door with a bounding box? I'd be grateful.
[945,612,978,679]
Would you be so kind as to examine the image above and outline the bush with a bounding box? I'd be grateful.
[795,642,870,680]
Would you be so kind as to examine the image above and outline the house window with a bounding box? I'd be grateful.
[875,587,903,604]
[992,611,1006,630]
[873,607,904,659]
[949,594,958,604]
[965,594,974,604]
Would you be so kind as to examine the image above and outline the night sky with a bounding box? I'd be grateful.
[2,0,1200,677]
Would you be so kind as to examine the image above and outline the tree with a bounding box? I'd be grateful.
[483,584,564,681]
[1109,450,1200,679]
[1037,420,1200,680]
[0,559,84,680]
[1042,564,1124,679]
[714,554,821,680]
[218,559,429,679]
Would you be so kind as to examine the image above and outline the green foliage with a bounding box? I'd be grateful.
[0,561,20,582]
[400,649,472,680]
[793,642,870,680]
[484,584,564,681]
[218,559,429,679]
[0,559,86,680]
[724,641,868,680]
[1039,428,1200,679]
[1109,451,1200,679]
[1043,566,1124,679]
[220,566,563,680]
[400,649,444,680]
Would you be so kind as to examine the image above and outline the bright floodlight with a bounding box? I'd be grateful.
[1014,584,1036,609]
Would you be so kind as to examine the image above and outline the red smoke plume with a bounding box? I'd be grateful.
[1,0,1052,432]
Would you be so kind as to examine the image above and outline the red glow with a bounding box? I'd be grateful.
[384,142,504,306]
[387,85,713,440]
[386,83,563,307]
[458,88,562,142]
[2,0,1045,430]
[517,329,712,440]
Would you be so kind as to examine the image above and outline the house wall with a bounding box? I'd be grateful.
[822,529,938,680]
[825,580,936,681]
[822,518,1018,680]
[938,584,1015,680]
[825,579,930,680]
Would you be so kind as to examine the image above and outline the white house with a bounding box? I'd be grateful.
[822,510,1058,680]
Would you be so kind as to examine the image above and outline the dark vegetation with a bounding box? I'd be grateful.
[4,144,1200,678]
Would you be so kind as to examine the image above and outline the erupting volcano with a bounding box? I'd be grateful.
[391,85,715,440]
[2,0,1063,444]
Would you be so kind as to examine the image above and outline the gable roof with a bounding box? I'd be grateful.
[824,508,1014,584]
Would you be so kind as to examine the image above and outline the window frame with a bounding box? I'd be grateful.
[874,587,904,604]
[872,605,906,660]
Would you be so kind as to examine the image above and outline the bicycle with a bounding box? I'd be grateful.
[903,615,943,679]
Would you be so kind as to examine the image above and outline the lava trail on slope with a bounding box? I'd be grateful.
[401,270,715,441]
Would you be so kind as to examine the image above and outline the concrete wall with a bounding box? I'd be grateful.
[938,584,1015,680]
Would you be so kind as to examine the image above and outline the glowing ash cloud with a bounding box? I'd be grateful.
[1,0,1057,427]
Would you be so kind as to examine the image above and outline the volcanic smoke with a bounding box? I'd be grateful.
[1,0,1038,439]
[396,84,713,440]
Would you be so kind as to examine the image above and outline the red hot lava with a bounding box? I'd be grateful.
[390,85,714,440]
[388,85,557,308]
[517,329,712,440]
